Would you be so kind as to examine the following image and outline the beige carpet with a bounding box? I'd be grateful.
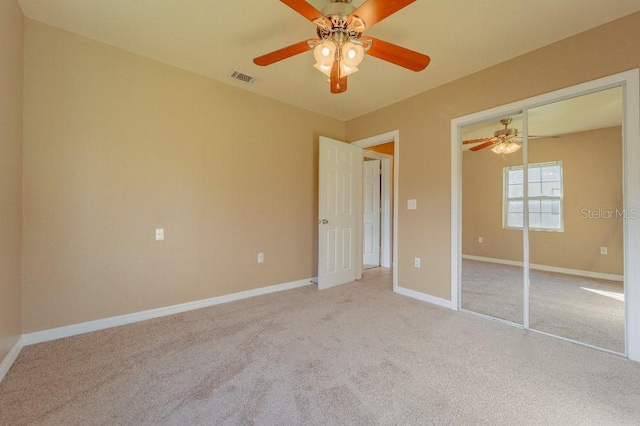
[462,259,625,353]
[2,267,640,425]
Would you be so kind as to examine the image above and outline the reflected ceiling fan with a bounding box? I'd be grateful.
[253,0,431,94]
[463,118,559,155]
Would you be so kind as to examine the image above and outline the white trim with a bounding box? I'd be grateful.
[452,69,640,361]
[463,255,624,282]
[531,328,624,357]
[522,109,531,329]
[623,69,640,361]
[461,308,524,329]
[381,157,392,268]
[353,130,400,291]
[451,119,462,310]
[362,149,392,161]
[0,336,23,383]
[395,286,452,309]
[23,278,314,346]
[451,72,636,126]
[353,131,398,149]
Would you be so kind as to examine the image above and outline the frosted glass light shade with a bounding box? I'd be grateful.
[314,40,336,66]
[341,41,364,68]
[491,142,522,155]
[314,62,332,77]
[340,63,359,77]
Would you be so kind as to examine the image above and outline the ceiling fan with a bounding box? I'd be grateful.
[463,118,559,155]
[253,0,431,94]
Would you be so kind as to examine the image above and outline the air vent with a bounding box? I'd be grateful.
[229,70,257,84]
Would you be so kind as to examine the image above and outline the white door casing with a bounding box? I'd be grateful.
[318,137,363,290]
[363,160,381,266]
[353,131,399,290]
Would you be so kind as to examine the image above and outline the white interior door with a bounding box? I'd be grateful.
[318,136,363,290]
[363,160,381,266]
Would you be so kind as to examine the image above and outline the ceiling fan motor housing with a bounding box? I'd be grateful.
[494,128,519,138]
[321,0,356,17]
[315,4,364,42]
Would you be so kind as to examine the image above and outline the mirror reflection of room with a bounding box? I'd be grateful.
[461,113,525,325]
[528,88,624,354]
[460,87,625,354]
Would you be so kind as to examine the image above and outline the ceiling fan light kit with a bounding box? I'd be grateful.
[311,38,363,78]
[490,140,522,155]
[254,0,431,94]
[463,118,561,155]
[464,118,526,155]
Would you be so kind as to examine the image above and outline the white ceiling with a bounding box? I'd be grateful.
[17,0,640,121]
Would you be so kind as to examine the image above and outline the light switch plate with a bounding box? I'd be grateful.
[407,199,417,210]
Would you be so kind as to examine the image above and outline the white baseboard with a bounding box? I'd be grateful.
[462,255,624,282]
[23,278,315,346]
[395,286,454,309]
[0,336,24,383]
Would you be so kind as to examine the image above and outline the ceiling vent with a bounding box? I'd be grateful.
[229,70,257,84]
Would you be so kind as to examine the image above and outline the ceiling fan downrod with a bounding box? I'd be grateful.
[494,118,518,138]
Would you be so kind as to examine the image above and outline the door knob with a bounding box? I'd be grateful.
[321,219,329,224]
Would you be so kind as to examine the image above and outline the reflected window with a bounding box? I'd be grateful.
[504,161,563,231]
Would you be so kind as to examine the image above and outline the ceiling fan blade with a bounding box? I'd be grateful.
[364,37,430,71]
[462,138,491,145]
[330,60,348,94]
[280,0,326,22]
[469,141,497,152]
[253,40,316,66]
[351,0,416,29]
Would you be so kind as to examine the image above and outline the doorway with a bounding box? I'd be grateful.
[362,146,393,271]
[363,158,381,269]
[451,70,640,361]
[353,131,399,290]
[317,132,399,291]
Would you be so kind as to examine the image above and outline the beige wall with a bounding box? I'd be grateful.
[22,20,345,332]
[11,10,640,333]
[346,12,640,299]
[462,127,623,275]
[0,0,23,361]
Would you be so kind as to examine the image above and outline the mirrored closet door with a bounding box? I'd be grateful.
[461,114,524,325]
[528,88,625,353]
[458,87,626,355]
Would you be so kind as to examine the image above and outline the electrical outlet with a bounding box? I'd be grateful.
[414,257,421,268]
[155,228,164,241]
[258,252,264,263]
[600,247,608,255]
[478,237,483,243]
